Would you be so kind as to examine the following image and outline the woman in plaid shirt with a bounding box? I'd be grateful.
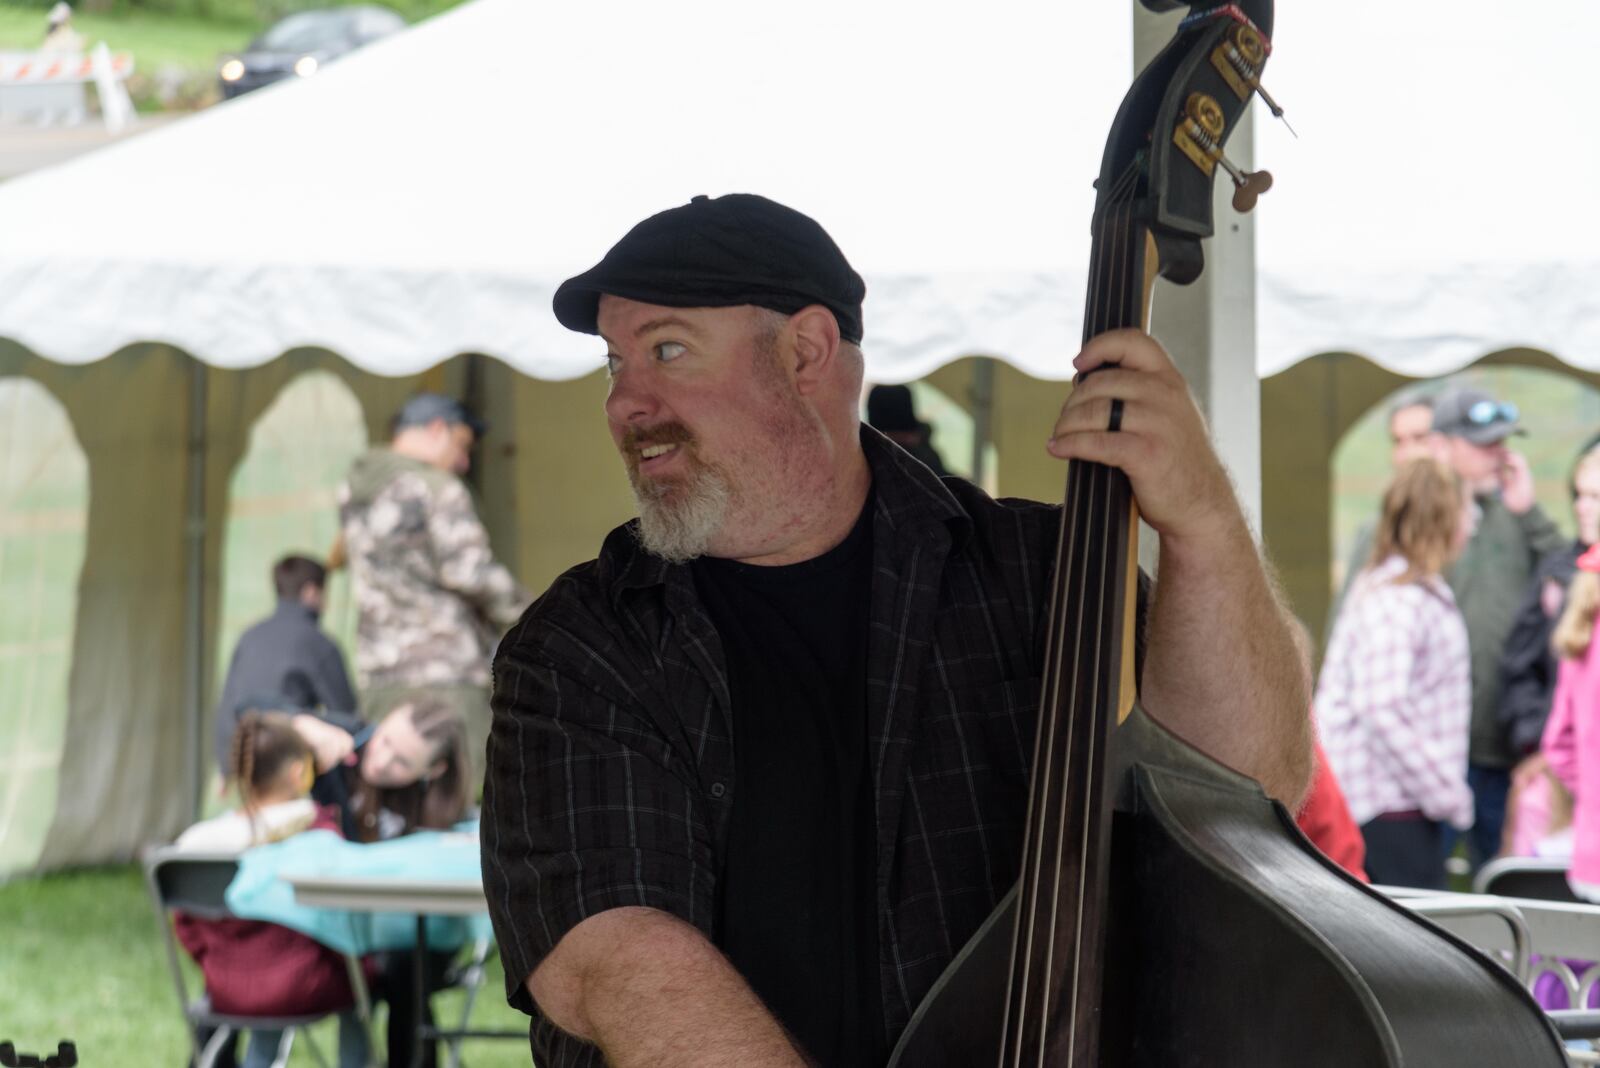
[1317,458,1477,889]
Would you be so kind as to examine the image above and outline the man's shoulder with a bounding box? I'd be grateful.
[941,477,1062,554]
[289,622,344,658]
[386,464,465,506]
[234,612,285,649]
[497,522,658,673]
[343,451,462,511]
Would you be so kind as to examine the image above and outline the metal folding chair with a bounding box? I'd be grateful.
[439,936,497,1068]
[142,846,373,1068]
[1475,857,1582,902]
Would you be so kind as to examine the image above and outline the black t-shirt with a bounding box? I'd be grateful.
[691,496,884,1067]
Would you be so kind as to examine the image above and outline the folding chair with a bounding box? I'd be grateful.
[1475,857,1581,902]
[440,936,497,1068]
[142,846,373,1068]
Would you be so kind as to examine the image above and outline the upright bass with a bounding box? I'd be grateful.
[887,2,1567,1064]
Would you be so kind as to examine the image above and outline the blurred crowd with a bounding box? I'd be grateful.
[158,370,1600,1057]
[1316,381,1600,896]
[177,392,530,1068]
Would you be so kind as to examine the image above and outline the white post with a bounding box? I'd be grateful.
[91,42,133,133]
[1132,4,1262,532]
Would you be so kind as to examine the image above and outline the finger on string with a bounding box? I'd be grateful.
[1052,396,1141,440]
[1073,328,1174,376]
[1047,427,1148,466]
[1062,367,1156,406]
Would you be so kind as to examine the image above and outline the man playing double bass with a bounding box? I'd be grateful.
[480,193,1312,1068]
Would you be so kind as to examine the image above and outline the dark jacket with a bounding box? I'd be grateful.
[1497,541,1585,757]
[1446,495,1566,768]
[213,599,357,770]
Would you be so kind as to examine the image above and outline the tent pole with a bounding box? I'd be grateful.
[182,358,208,825]
[969,356,995,490]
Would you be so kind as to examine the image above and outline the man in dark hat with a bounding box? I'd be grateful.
[866,383,950,477]
[1431,384,1565,868]
[481,193,1312,1067]
[337,392,529,783]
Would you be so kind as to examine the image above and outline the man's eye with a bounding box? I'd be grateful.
[605,353,621,375]
[655,342,686,362]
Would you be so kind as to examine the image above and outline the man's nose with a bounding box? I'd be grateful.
[604,367,663,427]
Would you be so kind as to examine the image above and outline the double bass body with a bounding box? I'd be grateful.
[888,710,1567,1066]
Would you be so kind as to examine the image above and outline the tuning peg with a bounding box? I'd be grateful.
[1227,167,1273,213]
[1212,24,1297,138]
[1173,94,1273,214]
[1243,73,1296,139]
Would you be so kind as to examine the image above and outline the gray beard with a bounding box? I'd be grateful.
[633,466,734,564]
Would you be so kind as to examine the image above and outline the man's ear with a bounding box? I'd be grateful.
[789,305,842,396]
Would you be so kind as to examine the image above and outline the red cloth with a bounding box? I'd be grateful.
[172,804,357,1016]
[1297,739,1370,882]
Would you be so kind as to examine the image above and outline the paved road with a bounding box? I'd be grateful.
[0,115,179,181]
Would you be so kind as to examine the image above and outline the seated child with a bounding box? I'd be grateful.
[173,710,370,1068]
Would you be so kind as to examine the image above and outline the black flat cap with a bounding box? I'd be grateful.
[553,193,866,344]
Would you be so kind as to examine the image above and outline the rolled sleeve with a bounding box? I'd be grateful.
[481,640,716,1016]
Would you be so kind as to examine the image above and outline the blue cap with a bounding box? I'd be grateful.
[391,393,486,438]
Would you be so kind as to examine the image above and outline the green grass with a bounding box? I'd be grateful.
[0,864,534,1066]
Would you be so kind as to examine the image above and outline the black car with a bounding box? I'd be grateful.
[218,6,406,99]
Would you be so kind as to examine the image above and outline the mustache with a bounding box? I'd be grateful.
[621,423,694,463]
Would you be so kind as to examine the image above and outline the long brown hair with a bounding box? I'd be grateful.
[1554,571,1600,661]
[349,697,471,843]
[229,710,312,816]
[1368,457,1465,585]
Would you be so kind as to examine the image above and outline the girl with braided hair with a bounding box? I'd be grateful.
[172,711,371,1068]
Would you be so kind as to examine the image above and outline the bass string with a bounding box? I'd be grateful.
[1000,202,1105,1067]
[1002,159,1141,1067]
[1052,196,1135,1067]
[1003,406,1080,1067]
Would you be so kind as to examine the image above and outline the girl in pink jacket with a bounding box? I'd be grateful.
[1542,543,1600,900]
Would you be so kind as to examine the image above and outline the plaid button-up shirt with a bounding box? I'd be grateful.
[482,428,1094,1065]
[1316,554,1474,830]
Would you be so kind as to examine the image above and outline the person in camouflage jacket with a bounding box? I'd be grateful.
[337,393,531,783]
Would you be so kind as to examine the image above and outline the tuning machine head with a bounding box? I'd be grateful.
[1171,92,1273,214]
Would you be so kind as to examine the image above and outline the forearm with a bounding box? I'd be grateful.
[1140,515,1313,807]
[531,907,809,1068]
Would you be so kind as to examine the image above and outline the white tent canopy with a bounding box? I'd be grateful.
[0,0,1597,381]
[0,0,1131,382]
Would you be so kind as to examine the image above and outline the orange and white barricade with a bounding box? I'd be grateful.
[0,44,135,130]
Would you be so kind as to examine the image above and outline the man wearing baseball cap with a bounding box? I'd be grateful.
[481,194,1313,1066]
[1431,384,1566,869]
[335,392,529,784]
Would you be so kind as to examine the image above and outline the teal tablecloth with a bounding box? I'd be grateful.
[225,828,493,956]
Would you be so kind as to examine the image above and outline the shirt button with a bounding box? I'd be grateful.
[710,782,726,799]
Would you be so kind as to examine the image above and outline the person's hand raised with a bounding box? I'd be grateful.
[292,713,355,773]
[1499,450,1536,515]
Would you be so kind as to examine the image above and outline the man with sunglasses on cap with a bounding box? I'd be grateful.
[480,194,1312,1068]
[1431,385,1566,870]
